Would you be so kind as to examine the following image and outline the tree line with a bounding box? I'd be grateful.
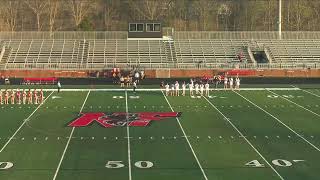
[0,0,319,32]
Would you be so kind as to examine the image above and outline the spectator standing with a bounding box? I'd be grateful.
[57,81,61,93]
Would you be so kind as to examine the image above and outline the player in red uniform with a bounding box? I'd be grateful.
[0,90,3,105]
[39,89,44,104]
[10,90,15,104]
[4,90,9,104]
[34,89,38,104]
[27,89,33,104]
[16,89,21,105]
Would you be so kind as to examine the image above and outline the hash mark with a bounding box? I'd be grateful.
[208,136,211,139]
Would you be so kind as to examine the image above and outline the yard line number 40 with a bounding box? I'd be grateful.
[246,159,305,167]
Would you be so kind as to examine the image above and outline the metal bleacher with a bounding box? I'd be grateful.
[0,31,319,70]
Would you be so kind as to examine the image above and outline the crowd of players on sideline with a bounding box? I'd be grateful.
[0,89,44,105]
[160,75,241,97]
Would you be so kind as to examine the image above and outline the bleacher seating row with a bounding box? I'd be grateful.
[0,38,319,69]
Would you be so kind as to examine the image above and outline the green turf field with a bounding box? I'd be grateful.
[0,87,319,180]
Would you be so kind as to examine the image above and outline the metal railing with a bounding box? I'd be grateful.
[1,31,320,40]
[2,62,319,70]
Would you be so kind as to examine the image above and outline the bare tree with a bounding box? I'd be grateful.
[193,0,217,30]
[47,0,61,33]
[24,0,48,31]
[103,1,119,31]
[128,0,172,20]
[0,0,20,31]
[68,0,96,29]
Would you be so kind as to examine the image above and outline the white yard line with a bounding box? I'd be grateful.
[0,91,54,153]
[16,87,301,92]
[202,95,284,180]
[125,90,132,180]
[234,91,320,152]
[52,90,90,180]
[267,89,320,118]
[162,91,208,180]
[291,85,320,98]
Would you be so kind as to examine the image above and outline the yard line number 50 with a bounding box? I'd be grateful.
[106,161,153,169]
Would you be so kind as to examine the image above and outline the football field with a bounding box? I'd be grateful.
[0,87,320,180]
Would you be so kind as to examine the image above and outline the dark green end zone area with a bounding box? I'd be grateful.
[0,87,319,180]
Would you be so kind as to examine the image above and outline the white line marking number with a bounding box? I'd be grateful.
[0,162,14,170]
[246,159,305,168]
[106,161,153,169]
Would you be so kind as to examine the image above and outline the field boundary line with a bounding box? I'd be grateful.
[52,90,91,180]
[202,95,284,180]
[291,85,320,98]
[162,91,209,180]
[18,87,302,92]
[234,91,320,152]
[266,89,320,118]
[0,91,54,153]
[125,90,132,180]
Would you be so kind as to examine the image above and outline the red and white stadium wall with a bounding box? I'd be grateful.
[0,69,320,78]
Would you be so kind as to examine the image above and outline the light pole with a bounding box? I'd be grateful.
[278,0,282,39]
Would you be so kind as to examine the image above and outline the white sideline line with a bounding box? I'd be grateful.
[162,91,208,180]
[267,89,320,118]
[0,91,54,153]
[234,91,320,152]
[125,90,132,180]
[291,85,320,98]
[52,90,91,180]
[202,95,284,180]
[302,90,320,98]
[21,87,301,92]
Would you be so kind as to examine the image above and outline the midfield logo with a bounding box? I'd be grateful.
[69,112,181,128]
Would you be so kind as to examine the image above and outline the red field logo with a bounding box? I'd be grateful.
[69,112,181,128]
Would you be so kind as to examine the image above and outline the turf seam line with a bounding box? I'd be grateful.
[267,89,320,118]
[125,90,132,180]
[52,90,91,180]
[234,91,320,153]
[0,91,54,153]
[162,91,209,180]
[202,95,285,180]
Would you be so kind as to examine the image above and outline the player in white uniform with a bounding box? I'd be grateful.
[175,81,180,96]
[195,83,199,95]
[224,76,228,89]
[189,83,194,96]
[200,84,204,96]
[229,77,234,90]
[182,82,186,96]
[235,77,240,90]
[165,83,170,96]
[205,82,210,96]
[170,84,175,96]
[22,90,27,104]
